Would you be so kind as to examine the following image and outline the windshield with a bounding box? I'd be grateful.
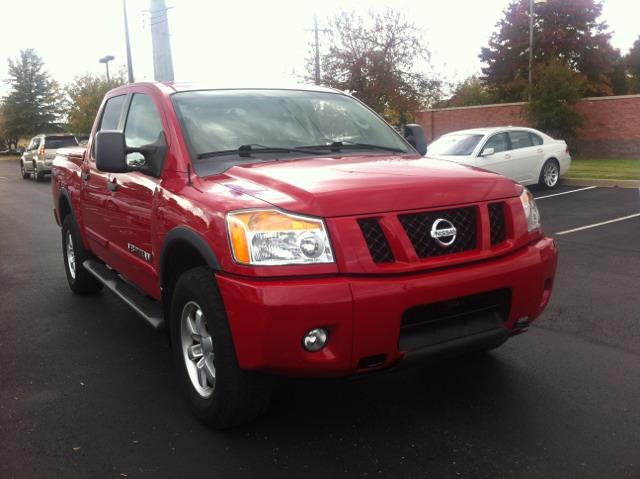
[45,136,78,149]
[427,134,483,156]
[172,89,411,174]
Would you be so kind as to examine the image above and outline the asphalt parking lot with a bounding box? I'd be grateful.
[1,159,639,479]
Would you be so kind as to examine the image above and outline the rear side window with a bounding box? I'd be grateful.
[482,133,510,153]
[124,94,164,147]
[530,133,543,146]
[508,131,534,150]
[99,95,126,131]
[45,136,78,149]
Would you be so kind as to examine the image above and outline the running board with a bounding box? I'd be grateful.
[83,259,165,331]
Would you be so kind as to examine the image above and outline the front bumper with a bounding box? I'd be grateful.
[217,236,557,377]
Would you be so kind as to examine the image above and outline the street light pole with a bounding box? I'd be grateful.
[99,55,115,82]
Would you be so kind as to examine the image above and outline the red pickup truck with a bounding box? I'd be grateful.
[52,82,557,428]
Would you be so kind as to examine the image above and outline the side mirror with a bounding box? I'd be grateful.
[95,130,166,177]
[481,147,495,157]
[404,124,428,155]
[95,130,128,173]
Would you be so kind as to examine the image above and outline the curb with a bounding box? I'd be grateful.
[562,178,640,188]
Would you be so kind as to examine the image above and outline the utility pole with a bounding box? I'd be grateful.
[123,0,134,83]
[149,0,175,82]
[528,0,534,100]
[528,0,547,100]
[306,14,330,85]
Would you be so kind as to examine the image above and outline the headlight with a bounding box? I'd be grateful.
[519,188,541,232]
[226,209,334,265]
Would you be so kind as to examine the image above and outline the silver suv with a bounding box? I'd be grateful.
[20,134,79,181]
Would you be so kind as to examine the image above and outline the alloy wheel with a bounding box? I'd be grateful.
[66,231,76,280]
[544,162,559,188]
[180,301,216,398]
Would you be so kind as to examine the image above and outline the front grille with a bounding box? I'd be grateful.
[358,218,394,263]
[488,203,506,245]
[399,289,511,351]
[398,207,477,258]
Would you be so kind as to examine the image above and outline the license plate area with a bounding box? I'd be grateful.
[398,289,511,351]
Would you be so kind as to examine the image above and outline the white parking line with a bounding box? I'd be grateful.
[535,186,597,200]
[555,213,640,236]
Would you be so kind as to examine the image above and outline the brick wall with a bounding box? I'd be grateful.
[415,95,640,158]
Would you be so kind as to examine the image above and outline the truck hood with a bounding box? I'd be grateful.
[208,154,520,217]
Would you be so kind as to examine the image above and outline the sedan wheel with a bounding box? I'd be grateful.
[539,160,560,189]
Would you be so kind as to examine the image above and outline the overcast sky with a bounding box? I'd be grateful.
[1,0,639,97]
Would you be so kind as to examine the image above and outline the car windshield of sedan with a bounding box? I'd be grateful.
[171,89,411,174]
[427,134,483,156]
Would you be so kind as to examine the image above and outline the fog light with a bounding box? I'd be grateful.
[302,328,328,352]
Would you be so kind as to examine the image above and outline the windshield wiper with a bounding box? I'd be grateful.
[296,141,407,153]
[196,144,324,160]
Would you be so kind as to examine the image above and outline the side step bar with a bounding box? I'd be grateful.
[83,259,165,331]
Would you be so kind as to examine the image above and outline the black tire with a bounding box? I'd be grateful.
[61,215,103,295]
[20,162,30,179]
[170,267,273,429]
[33,165,44,182]
[538,159,560,189]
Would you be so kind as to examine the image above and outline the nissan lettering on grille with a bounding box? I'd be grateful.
[430,218,457,247]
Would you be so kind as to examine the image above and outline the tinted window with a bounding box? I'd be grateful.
[482,133,510,154]
[508,131,533,150]
[99,95,126,131]
[45,136,78,149]
[124,94,163,147]
[427,134,483,156]
[530,133,543,146]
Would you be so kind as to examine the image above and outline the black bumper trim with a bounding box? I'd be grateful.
[399,328,509,367]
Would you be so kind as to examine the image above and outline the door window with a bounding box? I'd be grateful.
[482,133,510,154]
[124,94,164,168]
[99,95,126,131]
[125,94,163,148]
[508,131,534,150]
[530,133,543,146]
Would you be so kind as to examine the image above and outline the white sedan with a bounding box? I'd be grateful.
[425,127,571,189]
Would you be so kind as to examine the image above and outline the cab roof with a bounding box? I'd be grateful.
[108,81,343,96]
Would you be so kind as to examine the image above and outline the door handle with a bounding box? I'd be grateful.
[107,178,119,192]
[505,154,511,159]
[537,148,543,153]
[81,171,90,181]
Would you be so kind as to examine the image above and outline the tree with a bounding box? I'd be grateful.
[442,76,496,108]
[66,73,125,134]
[481,0,616,102]
[314,9,441,124]
[2,49,65,140]
[525,61,585,146]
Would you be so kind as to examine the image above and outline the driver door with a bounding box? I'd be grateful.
[103,92,165,295]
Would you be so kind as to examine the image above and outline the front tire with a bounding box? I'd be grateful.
[170,267,273,429]
[61,215,103,295]
[538,159,560,189]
